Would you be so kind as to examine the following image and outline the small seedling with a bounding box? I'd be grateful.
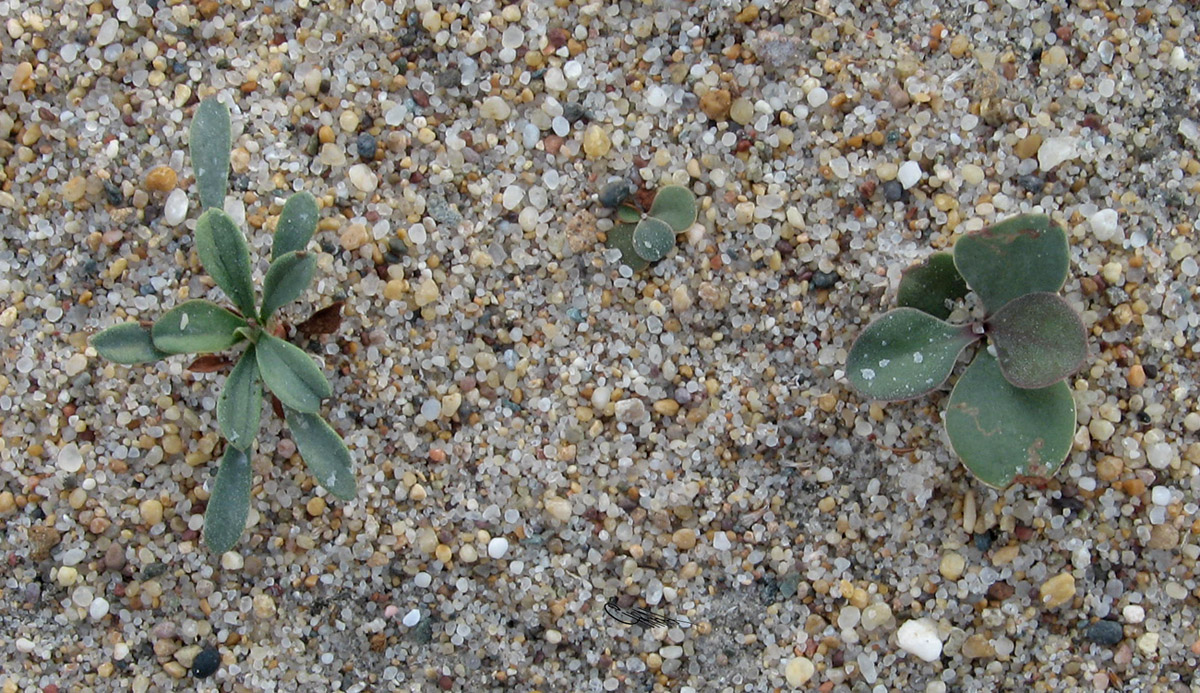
[91,97,355,554]
[847,214,1087,488]
[603,184,698,271]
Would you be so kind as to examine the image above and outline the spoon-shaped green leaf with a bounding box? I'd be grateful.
[632,216,676,262]
[897,252,969,320]
[284,406,356,500]
[847,308,980,401]
[151,300,247,354]
[91,322,167,364]
[607,222,651,272]
[953,214,1068,314]
[648,185,697,233]
[195,208,258,319]
[203,445,252,554]
[272,191,318,260]
[217,345,262,449]
[190,97,232,212]
[260,251,316,321]
[254,333,331,413]
[946,350,1076,488]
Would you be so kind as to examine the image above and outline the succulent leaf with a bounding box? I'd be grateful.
[946,350,1076,488]
[203,445,252,554]
[217,345,262,449]
[616,205,641,223]
[151,300,248,354]
[260,251,316,320]
[607,222,651,272]
[272,191,319,260]
[632,216,676,262]
[897,252,969,320]
[952,214,1069,313]
[195,208,258,318]
[283,406,357,500]
[254,333,332,413]
[648,185,698,233]
[189,97,232,211]
[847,308,980,401]
[986,292,1087,388]
[91,322,167,364]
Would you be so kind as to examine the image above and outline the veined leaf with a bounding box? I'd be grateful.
[195,208,257,318]
[987,292,1087,389]
[203,446,252,554]
[284,406,356,500]
[254,333,331,413]
[946,350,1076,488]
[260,251,316,320]
[953,214,1069,314]
[91,322,167,364]
[632,216,675,262]
[190,97,232,211]
[272,191,319,260]
[897,252,969,320]
[151,300,247,354]
[217,345,262,449]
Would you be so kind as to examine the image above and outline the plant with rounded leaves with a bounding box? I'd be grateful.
[90,97,354,554]
[847,214,1087,488]
[603,184,698,271]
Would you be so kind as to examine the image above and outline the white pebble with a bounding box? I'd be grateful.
[712,532,731,551]
[58,443,83,473]
[502,185,524,211]
[1037,137,1078,171]
[221,551,244,570]
[402,609,421,627]
[897,161,922,189]
[89,597,111,620]
[408,223,427,245]
[1146,442,1173,469]
[563,60,582,81]
[1170,46,1193,71]
[897,618,944,662]
[646,86,668,109]
[420,398,441,420]
[487,537,510,559]
[96,17,119,46]
[414,572,432,588]
[544,67,567,92]
[1088,209,1121,243]
[16,638,35,654]
[164,189,189,226]
[1123,604,1145,624]
[1151,486,1171,506]
[806,87,828,108]
[480,96,511,121]
[348,164,378,193]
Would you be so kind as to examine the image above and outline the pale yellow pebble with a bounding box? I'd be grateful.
[339,110,359,133]
[583,124,611,158]
[410,484,427,502]
[414,278,439,307]
[784,656,814,687]
[544,496,573,522]
[139,499,163,526]
[876,162,898,181]
[416,127,436,145]
[384,278,407,301]
[939,552,965,581]
[339,223,370,251]
[672,528,697,550]
[435,543,453,563]
[961,164,984,185]
[57,565,79,586]
[306,496,327,517]
[459,544,478,563]
[1039,572,1076,608]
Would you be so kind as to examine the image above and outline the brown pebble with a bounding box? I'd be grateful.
[1014,133,1043,160]
[144,166,177,192]
[986,581,1015,601]
[104,543,126,571]
[700,89,732,121]
[672,528,697,550]
[1147,524,1179,550]
[1127,364,1146,388]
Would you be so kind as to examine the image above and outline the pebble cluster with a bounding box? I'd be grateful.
[2,0,1200,691]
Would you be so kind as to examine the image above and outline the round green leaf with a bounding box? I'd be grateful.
[607,222,650,272]
[847,308,980,401]
[203,446,252,554]
[260,251,317,321]
[283,406,357,500]
[190,97,232,212]
[91,322,167,364]
[986,292,1087,389]
[897,252,969,320]
[946,350,1076,488]
[254,333,331,413]
[648,185,698,233]
[195,208,258,319]
[952,214,1069,314]
[632,216,676,262]
[152,300,248,354]
[272,191,319,261]
[218,345,262,449]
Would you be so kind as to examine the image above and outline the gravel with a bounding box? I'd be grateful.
[2,0,1199,691]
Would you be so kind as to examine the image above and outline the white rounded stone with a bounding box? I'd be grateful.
[402,609,421,627]
[89,597,111,620]
[164,189,189,226]
[897,161,922,189]
[487,537,509,559]
[897,618,944,662]
[58,443,83,473]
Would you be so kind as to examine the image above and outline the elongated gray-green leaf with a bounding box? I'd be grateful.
[254,333,331,413]
[91,322,167,364]
[946,350,1076,488]
[203,445,252,554]
[217,345,262,449]
[260,251,317,320]
[195,208,257,318]
[190,97,231,211]
[284,406,356,500]
[847,308,980,401]
[151,300,247,354]
[272,192,319,261]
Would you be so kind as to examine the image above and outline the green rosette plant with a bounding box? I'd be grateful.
[90,97,355,554]
[847,214,1087,488]
[605,184,698,271]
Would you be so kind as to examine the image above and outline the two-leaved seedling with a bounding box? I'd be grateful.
[847,214,1087,488]
[603,184,698,271]
[91,97,355,553]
